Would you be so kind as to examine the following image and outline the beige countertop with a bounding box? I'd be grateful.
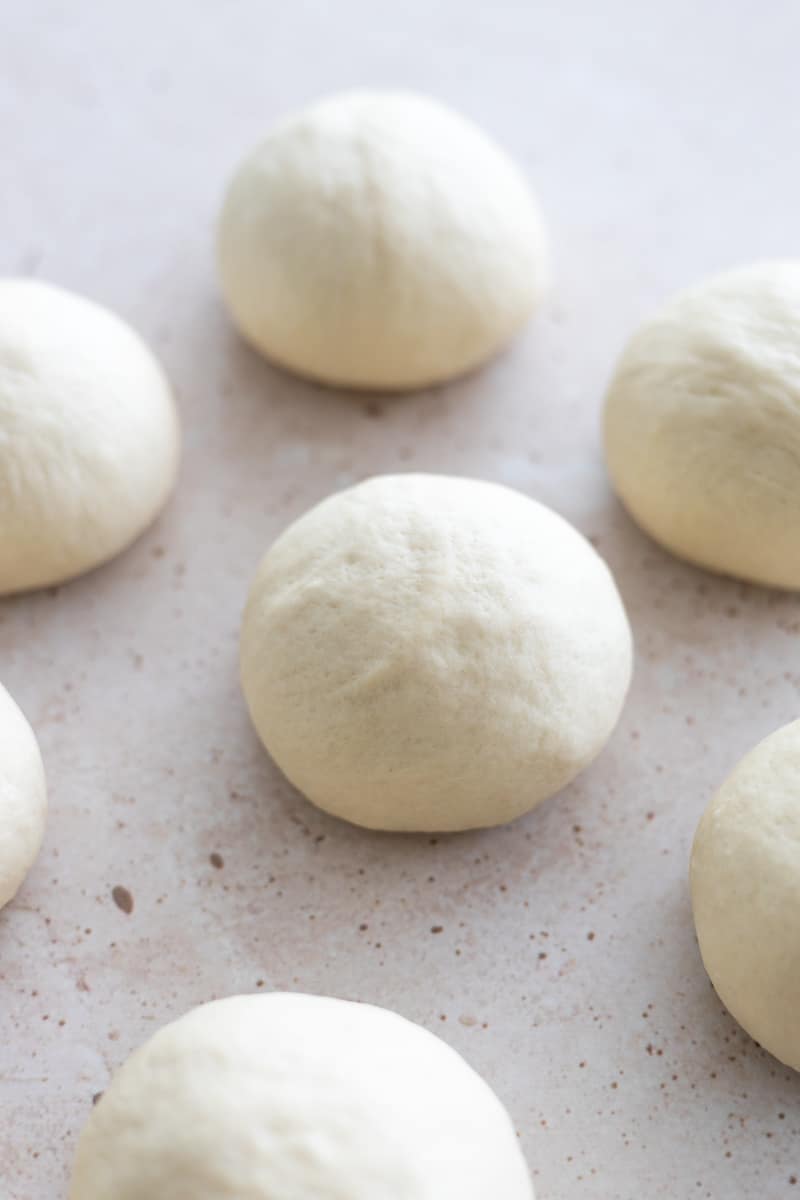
[2,1,800,1196]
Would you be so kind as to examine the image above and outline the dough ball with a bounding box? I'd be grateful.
[691,719,800,1070]
[0,279,180,594]
[0,682,46,910]
[69,992,534,1199]
[604,261,800,589]
[217,90,549,390]
[241,474,632,832]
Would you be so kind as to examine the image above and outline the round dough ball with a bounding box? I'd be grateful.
[241,474,632,832]
[604,261,800,589]
[0,682,46,910]
[0,279,180,594]
[69,992,534,1199]
[217,90,549,390]
[691,719,800,1070]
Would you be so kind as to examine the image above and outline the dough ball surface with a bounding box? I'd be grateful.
[0,279,180,594]
[69,992,534,1200]
[604,262,800,588]
[241,474,632,832]
[691,719,800,1070]
[217,90,549,390]
[0,683,46,910]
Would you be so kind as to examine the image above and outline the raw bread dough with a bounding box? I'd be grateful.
[217,90,549,390]
[69,991,535,1199]
[0,682,46,910]
[604,262,800,589]
[691,719,800,1070]
[0,279,180,594]
[240,474,632,832]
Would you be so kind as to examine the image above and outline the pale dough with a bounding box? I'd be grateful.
[217,90,549,390]
[69,991,534,1199]
[604,261,800,589]
[0,279,180,594]
[240,474,632,832]
[0,682,46,911]
[691,719,800,1070]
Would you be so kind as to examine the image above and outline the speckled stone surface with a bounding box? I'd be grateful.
[2,2,800,1196]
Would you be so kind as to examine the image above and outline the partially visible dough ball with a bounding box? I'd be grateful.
[0,279,180,594]
[604,262,800,588]
[691,719,800,1070]
[241,474,632,832]
[69,992,535,1199]
[217,90,549,390]
[0,683,46,910]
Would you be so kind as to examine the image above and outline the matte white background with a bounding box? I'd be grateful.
[2,1,800,1196]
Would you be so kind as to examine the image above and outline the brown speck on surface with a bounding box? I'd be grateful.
[431,925,443,934]
[111,886,134,915]
[587,931,596,941]
[92,1092,103,1106]
[209,852,224,870]
[151,545,166,558]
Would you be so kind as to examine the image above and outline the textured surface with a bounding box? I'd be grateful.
[2,2,800,1197]
[691,720,800,1074]
[70,993,533,1199]
[0,683,46,910]
[241,474,631,831]
[605,262,800,589]
[0,279,179,593]
[218,90,548,389]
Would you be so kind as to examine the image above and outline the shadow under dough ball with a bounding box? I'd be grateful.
[604,261,800,589]
[0,278,180,593]
[0,682,46,911]
[217,90,549,390]
[240,474,633,832]
[69,992,535,1199]
[691,719,800,1072]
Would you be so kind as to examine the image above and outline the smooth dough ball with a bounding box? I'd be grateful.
[69,992,534,1199]
[241,474,632,832]
[691,719,800,1070]
[0,279,180,594]
[0,682,46,910]
[217,90,549,390]
[604,262,800,589]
